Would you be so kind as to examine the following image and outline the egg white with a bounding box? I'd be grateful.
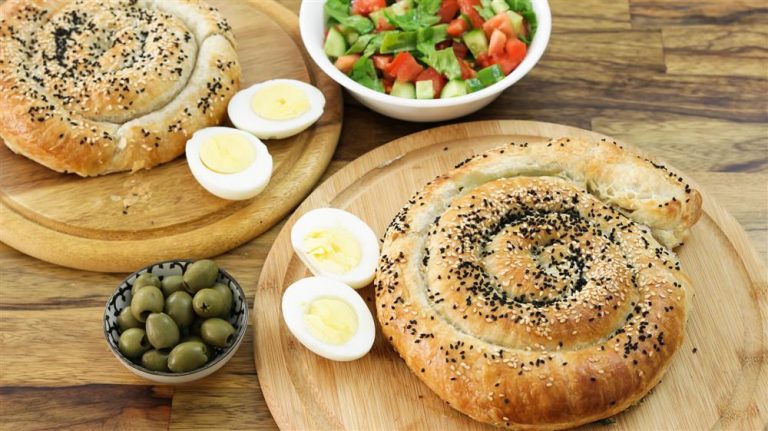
[185,127,273,200]
[228,79,326,140]
[290,208,379,289]
[281,276,375,361]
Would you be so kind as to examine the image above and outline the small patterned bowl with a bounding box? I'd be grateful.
[103,259,248,384]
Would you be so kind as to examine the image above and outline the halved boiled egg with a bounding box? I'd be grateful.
[228,79,325,140]
[185,127,272,200]
[291,208,379,289]
[282,276,375,361]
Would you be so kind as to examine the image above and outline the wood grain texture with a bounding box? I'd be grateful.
[1,0,766,430]
[254,121,768,431]
[0,385,173,430]
[662,24,768,78]
[0,0,342,273]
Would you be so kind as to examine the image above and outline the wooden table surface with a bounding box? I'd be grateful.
[1,0,766,429]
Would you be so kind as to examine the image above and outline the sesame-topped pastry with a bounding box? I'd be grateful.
[0,0,240,176]
[375,137,702,430]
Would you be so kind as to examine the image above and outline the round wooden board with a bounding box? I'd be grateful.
[0,0,342,273]
[254,121,768,430]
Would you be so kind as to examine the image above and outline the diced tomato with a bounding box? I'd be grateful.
[438,0,459,23]
[483,12,516,39]
[383,77,394,93]
[376,16,395,31]
[458,0,484,29]
[491,54,515,74]
[475,52,492,68]
[447,18,469,37]
[372,54,393,70]
[452,41,468,59]
[351,0,386,16]
[506,38,527,69]
[415,67,447,98]
[488,29,507,57]
[386,51,424,82]
[459,60,476,79]
[334,55,360,74]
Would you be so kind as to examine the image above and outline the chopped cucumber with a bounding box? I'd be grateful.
[441,79,467,98]
[346,31,360,45]
[391,81,416,99]
[416,80,434,99]
[380,31,417,53]
[477,64,504,86]
[491,0,510,13]
[506,11,525,36]
[505,0,536,37]
[346,34,375,55]
[335,25,355,37]
[466,77,485,93]
[463,29,488,57]
[324,27,347,58]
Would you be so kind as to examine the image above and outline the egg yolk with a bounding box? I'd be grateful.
[251,83,310,121]
[303,228,362,275]
[200,134,255,174]
[303,297,358,345]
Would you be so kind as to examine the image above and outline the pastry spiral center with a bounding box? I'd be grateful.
[29,2,196,122]
[425,177,643,350]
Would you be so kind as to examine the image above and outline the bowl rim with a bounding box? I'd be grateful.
[299,0,552,107]
[103,258,249,379]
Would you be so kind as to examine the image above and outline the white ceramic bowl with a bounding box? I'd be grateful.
[299,0,551,122]
[104,260,248,384]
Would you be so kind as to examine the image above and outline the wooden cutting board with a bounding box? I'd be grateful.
[0,0,341,273]
[253,121,768,430]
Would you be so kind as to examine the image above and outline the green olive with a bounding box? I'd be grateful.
[145,313,180,349]
[118,327,150,359]
[165,291,194,328]
[183,260,219,294]
[132,272,161,296]
[141,349,169,372]
[131,285,164,322]
[193,288,226,318]
[168,341,210,373]
[117,306,143,332]
[201,318,236,348]
[212,283,233,317]
[192,289,224,319]
[161,275,186,297]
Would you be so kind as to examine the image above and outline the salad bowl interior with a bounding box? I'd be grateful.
[299,0,551,122]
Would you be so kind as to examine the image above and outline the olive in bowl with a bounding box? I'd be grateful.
[104,259,248,384]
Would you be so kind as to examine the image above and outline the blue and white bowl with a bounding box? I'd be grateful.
[103,259,248,384]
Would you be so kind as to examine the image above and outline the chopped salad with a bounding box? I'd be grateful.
[323,0,537,99]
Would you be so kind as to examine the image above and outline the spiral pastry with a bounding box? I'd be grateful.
[0,0,240,176]
[375,137,702,429]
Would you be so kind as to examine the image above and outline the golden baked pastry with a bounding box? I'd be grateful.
[0,0,240,176]
[375,137,702,430]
